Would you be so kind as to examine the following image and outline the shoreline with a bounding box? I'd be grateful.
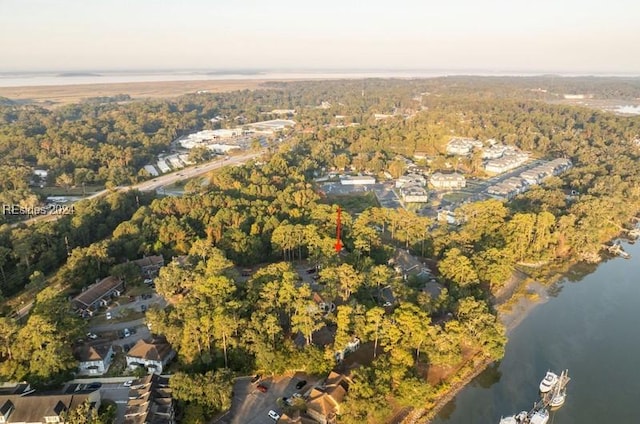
[411,233,638,424]
[408,272,551,424]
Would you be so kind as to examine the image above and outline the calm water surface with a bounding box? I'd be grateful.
[433,239,640,424]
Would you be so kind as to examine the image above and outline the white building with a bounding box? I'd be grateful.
[482,145,506,160]
[400,183,429,203]
[396,174,427,188]
[143,165,159,176]
[206,143,242,154]
[484,153,529,174]
[75,344,114,376]
[156,159,171,174]
[126,338,176,375]
[430,172,466,189]
[340,176,376,185]
[446,137,483,156]
[167,155,185,169]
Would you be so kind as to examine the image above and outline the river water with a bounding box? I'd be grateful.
[433,238,640,424]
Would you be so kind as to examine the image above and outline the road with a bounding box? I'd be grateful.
[98,383,130,424]
[12,149,264,228]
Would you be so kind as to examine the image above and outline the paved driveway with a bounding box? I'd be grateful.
[99,382,131,424]
[217,375,310,424]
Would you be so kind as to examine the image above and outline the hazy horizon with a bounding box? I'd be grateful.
[2,0,639,74]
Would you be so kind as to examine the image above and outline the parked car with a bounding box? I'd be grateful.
[142,293,153,300]
[123,380,133,387]
[268,410,280,421]
[86,332,98,340]
[257,384,268,393]
[141,304,147,312]
[250,374,261,383]
[123,328,131,338]
[295,380,307,390]
[86,383,102,390]
[105,311,112,320]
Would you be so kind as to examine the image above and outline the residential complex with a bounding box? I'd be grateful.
[487,158,572,199]
[446,137,483,156]
[430,172,466,189]
[72,276,124,312]
[125,375,174,424]
[0,384,100,424]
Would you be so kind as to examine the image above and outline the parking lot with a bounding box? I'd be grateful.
[218,374,312,424]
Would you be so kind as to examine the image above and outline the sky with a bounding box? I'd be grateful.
[1,0,639,74]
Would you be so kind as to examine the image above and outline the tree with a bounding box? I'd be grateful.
[364,307,385,359]
[0,246,10,285]
[62,400,102,424]
[0,317,17,362]
[56,173,74,192]
[438,248,479,288]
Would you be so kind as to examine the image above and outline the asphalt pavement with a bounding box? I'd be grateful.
[97,383,131,424]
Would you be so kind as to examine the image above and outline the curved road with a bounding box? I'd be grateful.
[13,149,264,228]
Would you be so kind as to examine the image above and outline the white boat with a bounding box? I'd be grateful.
[499,411,528,424]
[529,408,549,424]
[549,369,569,408]
[539,371,558,393]
[550,388,566,408]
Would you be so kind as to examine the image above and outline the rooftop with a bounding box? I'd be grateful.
[73,276,123,308]
[127,338,174,362]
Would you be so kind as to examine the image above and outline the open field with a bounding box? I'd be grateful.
[0,79,270,106]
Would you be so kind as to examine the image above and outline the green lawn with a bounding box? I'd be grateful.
[323,192,380,214]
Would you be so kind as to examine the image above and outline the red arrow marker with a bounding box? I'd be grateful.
[335,206,342,253]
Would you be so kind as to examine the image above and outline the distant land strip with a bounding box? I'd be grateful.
[0,79,270,106]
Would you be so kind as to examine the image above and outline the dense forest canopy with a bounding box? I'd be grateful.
[0,76,639,422]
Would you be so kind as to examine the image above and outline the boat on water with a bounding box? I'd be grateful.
[499,411,528,424]
[539,371,559,393]
[529,408,549,424]
[549,388,566,408]
[548,369,570,408]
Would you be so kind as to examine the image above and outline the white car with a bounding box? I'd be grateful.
[86,332,98,340]
[123,380,133,387]
[268,410,280,421]
[105,311,112,320]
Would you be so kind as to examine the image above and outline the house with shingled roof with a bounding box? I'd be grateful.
[306,371,352,424]
[74,343,114,376]
[124,374,174,424]
[125,338,175,375]
[72,276,123,311]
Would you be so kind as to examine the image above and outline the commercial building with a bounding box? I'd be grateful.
[339,176,376,185]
